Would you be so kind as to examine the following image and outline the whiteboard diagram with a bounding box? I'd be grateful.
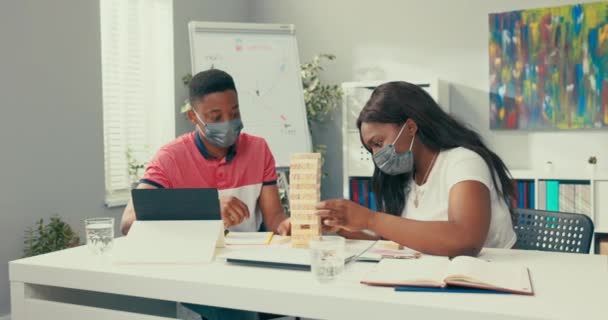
[189,22,312,167]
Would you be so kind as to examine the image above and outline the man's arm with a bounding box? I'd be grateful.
[258,184,289,233]
[120,183,157,235]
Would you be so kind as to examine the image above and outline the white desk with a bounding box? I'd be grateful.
[9,240,608,320]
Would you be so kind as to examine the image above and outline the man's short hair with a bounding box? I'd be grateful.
[189,69,237,104]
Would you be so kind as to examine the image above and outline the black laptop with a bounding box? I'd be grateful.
[131,188,221,221]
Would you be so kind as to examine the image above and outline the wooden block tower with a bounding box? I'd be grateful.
[289,153,322,248]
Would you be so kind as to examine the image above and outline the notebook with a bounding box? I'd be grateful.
[361,255,533,295]
[222,247,355,271]
[225,232,290,245]
[112,220,224,265]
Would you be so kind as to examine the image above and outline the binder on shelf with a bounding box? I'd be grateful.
[546,180,560,211]
[351,178,360,204]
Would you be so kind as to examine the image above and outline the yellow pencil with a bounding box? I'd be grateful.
[265,232,274,245]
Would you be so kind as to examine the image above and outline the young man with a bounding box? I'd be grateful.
[120,68,291,236]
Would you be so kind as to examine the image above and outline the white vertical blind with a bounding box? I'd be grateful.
[100,0,174,205]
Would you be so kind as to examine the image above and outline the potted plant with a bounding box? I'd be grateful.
[301,54,342,181]
[301,54,343,125]
[23,215,80,257]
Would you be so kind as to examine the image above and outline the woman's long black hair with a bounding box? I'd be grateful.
[356,81,516,219]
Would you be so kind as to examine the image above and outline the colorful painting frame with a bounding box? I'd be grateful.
[489,2,608,130]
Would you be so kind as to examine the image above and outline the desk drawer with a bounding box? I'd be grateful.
[24,298,176,320]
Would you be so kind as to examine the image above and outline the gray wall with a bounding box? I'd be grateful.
[251,0,608,200]
[0,0,122,315]
[0,0,249,316]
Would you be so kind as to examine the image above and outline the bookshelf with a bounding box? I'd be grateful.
[510,169,608,232]
[340,80,608,254]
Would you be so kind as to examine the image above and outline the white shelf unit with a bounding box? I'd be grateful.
[341,79,448,200]
[510,169,608,237]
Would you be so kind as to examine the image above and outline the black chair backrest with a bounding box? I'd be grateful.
[514,208,594,254]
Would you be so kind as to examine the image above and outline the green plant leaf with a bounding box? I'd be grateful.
[23,215,80,258]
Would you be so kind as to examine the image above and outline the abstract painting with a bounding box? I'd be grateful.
[489,2,608,130]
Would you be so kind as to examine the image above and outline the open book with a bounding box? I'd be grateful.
[361,256,533,295]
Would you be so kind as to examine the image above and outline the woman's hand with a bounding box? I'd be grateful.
[315,199,374,232]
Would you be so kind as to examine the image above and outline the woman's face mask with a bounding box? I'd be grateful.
[372,124,415,175]
[194,111,243,148]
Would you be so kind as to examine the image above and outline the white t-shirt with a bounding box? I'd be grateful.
[401,147,517,248]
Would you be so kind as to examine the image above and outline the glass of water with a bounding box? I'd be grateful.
[310,236,346,283]
[85,217,114,255]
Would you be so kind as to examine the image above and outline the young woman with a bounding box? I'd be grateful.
[317,81,517,257]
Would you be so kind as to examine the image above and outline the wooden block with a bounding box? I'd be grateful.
[292,231,320,237]
[290,211,319,224]
[288,192,320,201]
[289,173,321,181]
[289,183,320,189]
[600,238,608,255]
[291,218,319,225]
[289,162,321,171]
[291,234,320,241]
[292,224,321,232]
[292,228,320,235]
[289,201,317,211]
[291,153,321,160]
[377,240,402,250]
[289,189,320,196]
[289,193,319,200]
[289,187,320,193]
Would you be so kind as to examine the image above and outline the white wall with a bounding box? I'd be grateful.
[252,0,608,198]
[0,0,250,316]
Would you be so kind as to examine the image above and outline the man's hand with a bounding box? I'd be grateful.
[220,196,250,228]
[276,218,291,236]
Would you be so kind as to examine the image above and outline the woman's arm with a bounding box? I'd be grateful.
[318,180,491,257]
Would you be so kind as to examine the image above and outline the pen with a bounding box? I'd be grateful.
[265,232,274,245]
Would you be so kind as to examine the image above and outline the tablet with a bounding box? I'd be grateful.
[131,188,221,221]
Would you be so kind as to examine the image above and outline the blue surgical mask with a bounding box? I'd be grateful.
[194,112,243,148]
[372,124,415,176]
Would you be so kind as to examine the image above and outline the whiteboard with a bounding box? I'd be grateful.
[188,22,312,167]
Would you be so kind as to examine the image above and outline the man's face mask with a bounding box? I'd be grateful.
[372,124,415,175]
[194,111,243,148]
